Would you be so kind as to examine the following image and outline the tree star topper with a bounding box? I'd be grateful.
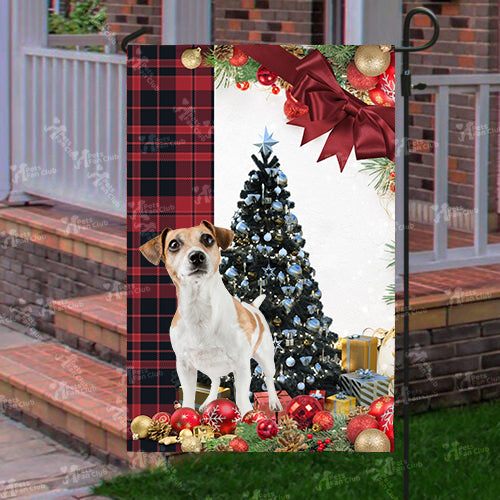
[254,127,279,155]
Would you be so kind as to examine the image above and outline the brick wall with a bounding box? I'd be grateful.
[404,0,499,220]
[213,0,324,44]
[395,321,500,414]
[0,237,125,337]
[102,0,162,44]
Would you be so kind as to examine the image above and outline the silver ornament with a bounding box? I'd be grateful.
[286,356,296,367]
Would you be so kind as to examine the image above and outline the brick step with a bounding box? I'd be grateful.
[52,293,126,367]
[0,343,129,463]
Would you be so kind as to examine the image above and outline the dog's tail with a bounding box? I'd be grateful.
[252,294,266,309]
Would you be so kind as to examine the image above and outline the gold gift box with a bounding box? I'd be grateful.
[179,383,231,409]
[326,393,356,414]
[341,335,378,372]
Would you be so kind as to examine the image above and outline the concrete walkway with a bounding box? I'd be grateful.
[0,323,118,499]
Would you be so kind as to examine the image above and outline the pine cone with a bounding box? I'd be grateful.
[274,432,308,452]
[278,415,298,431]
[277,76,292,91]
[147,421,172,441]
[214,44,234,62]
[214,442,233,452]
[281,44,305,59]
[346,405,369,424]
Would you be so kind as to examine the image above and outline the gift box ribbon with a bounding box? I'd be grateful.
[235,45,395,171]
[356,369,375,379]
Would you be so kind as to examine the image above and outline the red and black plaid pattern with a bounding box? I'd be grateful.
[127,45,213,451]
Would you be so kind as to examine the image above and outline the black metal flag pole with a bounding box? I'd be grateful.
[395,7,439,499]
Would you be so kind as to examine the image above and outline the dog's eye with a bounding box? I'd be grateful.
[168,239,181,252]
[201,234,215,247]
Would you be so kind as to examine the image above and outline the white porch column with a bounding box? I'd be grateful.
[0,1,10,200]
[162,0,212,44]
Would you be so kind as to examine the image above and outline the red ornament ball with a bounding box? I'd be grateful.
[202,398,242,436]
[369,86,394,107]
[242,410,267,425]
[379,404,394,452]
[257,65,277,86]
[271,84,280,95]
[236,81,249,91]
[368,396,394,422]
[284,90,309,121]
[312,410,335,431]
[346,61,379,90]
[170,407,201,434]
[152,412,171,425]
[346,415,378,444]
[286,395,322,430]
[256,418,279,440]
[229,437,249,452]
[229,46,249,67]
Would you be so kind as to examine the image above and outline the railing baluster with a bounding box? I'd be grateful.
[73,59,79,200]
[434,85,449,261]
[117,64,125,214]
[61,58,68,196]
[474,84,490,256]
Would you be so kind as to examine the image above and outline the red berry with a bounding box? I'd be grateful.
[390,182,395,192]
[236,81,249,91]
[325,438,331,444]
[389,171,395,179]
[236,82,242,89]
[272,84,280,95]
[316,440,322,445]
[307,433,313,439]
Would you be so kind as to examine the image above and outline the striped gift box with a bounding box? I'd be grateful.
[339,370,390,407]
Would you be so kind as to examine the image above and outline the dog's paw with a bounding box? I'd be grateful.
[269,400,283,412]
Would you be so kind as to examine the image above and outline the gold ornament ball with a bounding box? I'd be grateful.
[354,428,391,452]
[179,428,193,439]
[130,415,153,440]
[181,47,202,69]
[379,44,392,53]
[181,435,202,453]
[354,45,391,77]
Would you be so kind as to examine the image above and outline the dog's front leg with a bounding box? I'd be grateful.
[177,358,197,409]
[233,363,253,416]
[199,377,220,412]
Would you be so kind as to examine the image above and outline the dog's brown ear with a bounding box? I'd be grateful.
[139,228,170,265]
[202,221,234,250]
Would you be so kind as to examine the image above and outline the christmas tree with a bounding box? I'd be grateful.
[218,129,342,398]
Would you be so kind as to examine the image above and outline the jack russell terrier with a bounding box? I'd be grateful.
[140,221,282,416]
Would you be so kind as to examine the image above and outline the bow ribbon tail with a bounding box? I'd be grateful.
[354,109,396,162]
[318,115,355,170]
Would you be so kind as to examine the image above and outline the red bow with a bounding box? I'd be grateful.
[236,46,395,171]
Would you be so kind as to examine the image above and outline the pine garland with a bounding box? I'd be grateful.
[204,415,354,453]
[359,157,395,196]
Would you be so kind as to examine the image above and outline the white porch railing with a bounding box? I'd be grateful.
[400,73,500,273]
[9,0,127,217]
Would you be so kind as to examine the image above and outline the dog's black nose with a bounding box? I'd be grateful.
[189,251,206,267]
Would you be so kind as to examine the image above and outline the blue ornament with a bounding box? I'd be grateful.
[236,221,249,233]
[304,279,313,288]
[257,244,265,254]
[285,213,297,227]
[321,316,333,328]
[313,289,322,299]
[225,267,239,279]
[277,374,286,383]
[296,282,303,293]
[274,187,281,195]
[272,200,283,212]
[277,172,287,187]
[286,356,295,368]
[287,264,302,278]
[298,250,305,258]
[251,235,260,243]
[281,286,295,296]
[251,173,259,180]
[283,329,297,339]
[293,234,303,244]
[307,305,317,315]
[297,382,305,391]
[306,375,315,385]
[300,356,312,366]
[262,383,267,391]
[306,318,320,333]
[278,248,287,257]
[283,298,293,313]
[263,233,272,242]
[293,315,301,327]
[315,363,322,371]
[254,213,262,222]
[247,254,254,261]
[254,365,263,375]
[220,256,229,266]
[241,279,249,289]
[277,272,286,283]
